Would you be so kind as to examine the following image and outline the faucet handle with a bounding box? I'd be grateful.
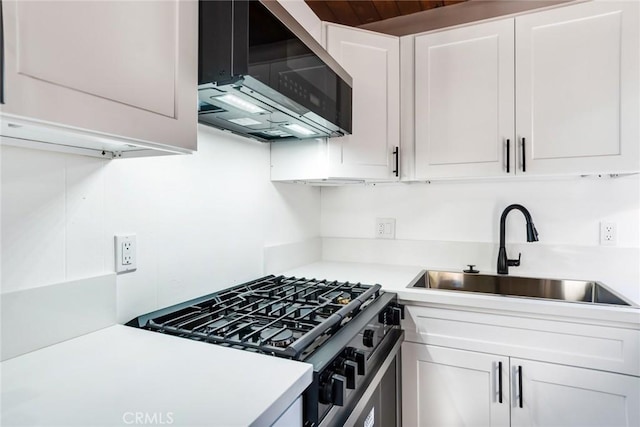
[508,253,522,267]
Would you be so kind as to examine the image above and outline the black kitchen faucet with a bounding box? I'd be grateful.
[497,204,539,274]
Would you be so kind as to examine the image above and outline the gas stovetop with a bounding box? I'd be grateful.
[127,274,403,427]
[127,275,382,360]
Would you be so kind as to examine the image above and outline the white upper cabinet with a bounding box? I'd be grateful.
[0,0,197,158]
[271,24,399,182]
[516,0,639,175]
[412,0,639,180]
[325,24,400,181]
[414,19,515,179]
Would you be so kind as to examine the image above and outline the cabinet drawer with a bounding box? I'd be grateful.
[403,305,640,376]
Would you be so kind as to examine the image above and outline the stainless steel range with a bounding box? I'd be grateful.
[126,275,403,427]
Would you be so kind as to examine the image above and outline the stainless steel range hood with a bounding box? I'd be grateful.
[198,0,352,142]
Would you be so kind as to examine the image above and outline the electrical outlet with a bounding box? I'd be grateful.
[115,234,137,273]
[375,218,396,239]
[600,222,617,246]
[122,241,133,265]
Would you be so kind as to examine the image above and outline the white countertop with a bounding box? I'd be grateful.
[3,261,637,427]
[1,325,313,427]
[283,261,640,327]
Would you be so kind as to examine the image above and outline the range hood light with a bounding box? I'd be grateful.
[264,129,291,137]
[227,117,261,126]
[215,94,267,114]
[282,123,316,136]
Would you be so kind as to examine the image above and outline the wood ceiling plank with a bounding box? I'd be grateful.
[350,1,383,25]
[305,0,471,27]
[304,1,338,23]
[326,1,362,26]
[420,1,445,10]
[397,1,423,16]
[372,0,402,20]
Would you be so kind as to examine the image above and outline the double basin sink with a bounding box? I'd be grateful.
[410,270,636,307]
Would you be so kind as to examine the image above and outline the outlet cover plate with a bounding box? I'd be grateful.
[375,218,396,239]
[115,234,137,273]
[600,222,617,246]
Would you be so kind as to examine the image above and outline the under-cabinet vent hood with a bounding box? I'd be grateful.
[198,0,353,142]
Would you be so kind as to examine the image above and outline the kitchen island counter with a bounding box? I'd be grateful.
[1,325,312,427]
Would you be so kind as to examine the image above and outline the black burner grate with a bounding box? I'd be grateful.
[142,276,381,359]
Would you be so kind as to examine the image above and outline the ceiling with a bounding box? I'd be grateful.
[304,0,468,27]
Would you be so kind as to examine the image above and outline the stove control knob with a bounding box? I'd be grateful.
[343,360,358,389]
[378,305,403,326]
[363,329,375,347]
[325,373,346,406]
[354,349,366,376]
[345,348,366,376]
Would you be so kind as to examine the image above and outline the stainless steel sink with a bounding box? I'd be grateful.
[409,270,636,307]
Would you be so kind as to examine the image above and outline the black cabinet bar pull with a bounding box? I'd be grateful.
[498,361,503,403]
[506,139,510,173]
[393,146,399,177]
[518,365,523,408]
[521,138,526,172]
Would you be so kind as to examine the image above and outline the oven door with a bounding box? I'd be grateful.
[320,329,403,427]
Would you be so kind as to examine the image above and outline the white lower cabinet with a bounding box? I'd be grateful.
[402,343,510,427]
[401,304,640,427]
[403,343,640,427]
[512,358,640,427]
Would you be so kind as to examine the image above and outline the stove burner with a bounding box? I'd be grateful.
[260,328,294,347]
[204,319,230,335]
[336,295,351,305]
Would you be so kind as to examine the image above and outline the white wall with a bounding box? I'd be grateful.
[1,125,321,322]
[320,176,640,302]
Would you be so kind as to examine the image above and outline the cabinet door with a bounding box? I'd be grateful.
[326,24,399,180]
[402,342,510,427]
[0,0,197,153]
[511,358,640,427]
[515,1,639,175]
[414,19,515,179]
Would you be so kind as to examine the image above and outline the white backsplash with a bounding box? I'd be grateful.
[322,238,640,304]
[1,274,116,361]
[2,124,639,332]
[264,238,322,275]
[1,125,321,324]
[320,175,640,303]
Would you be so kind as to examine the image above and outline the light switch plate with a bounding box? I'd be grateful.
[115,234,137,273]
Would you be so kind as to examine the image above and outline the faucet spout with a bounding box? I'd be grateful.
[497,204,539,275]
